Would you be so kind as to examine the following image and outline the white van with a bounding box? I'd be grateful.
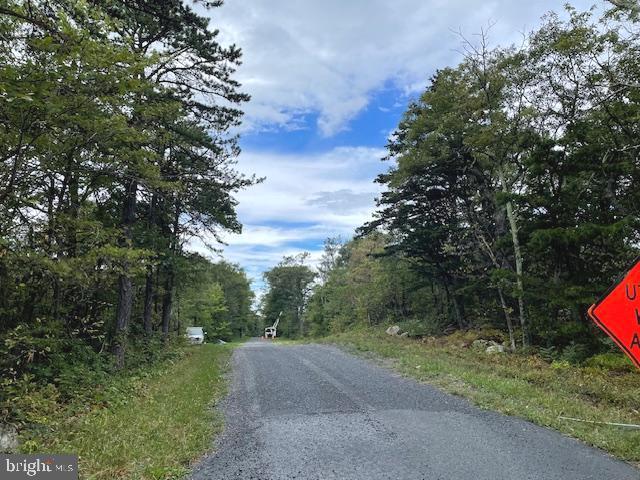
[186,326,205,344]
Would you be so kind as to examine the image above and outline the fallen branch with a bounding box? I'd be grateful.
[558,416,640,429]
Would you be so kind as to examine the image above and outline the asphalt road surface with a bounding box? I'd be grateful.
[190,340,639,480]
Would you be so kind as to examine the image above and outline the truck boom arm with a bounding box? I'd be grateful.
[272,312,281,329]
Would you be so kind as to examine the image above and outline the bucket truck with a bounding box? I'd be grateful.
[264,312,281,339]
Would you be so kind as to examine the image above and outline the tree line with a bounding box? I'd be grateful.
[0,0,255,425]
[178,255,258,341]
[264,2,640,359]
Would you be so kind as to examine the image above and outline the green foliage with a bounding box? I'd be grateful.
[184,283,227,329]
[0,0,254,433]
[181,279,233,342]
[302,234,425,336]
[303,4,640,362]
[207,320,233,343]
[585,353,635,373]
[262,254,316,338]
[559,342,592,365]
[396,320,433,338]
[24,344,231,479]
[0,321,185,432]
[538,346,558,363]
[176,255,255,340]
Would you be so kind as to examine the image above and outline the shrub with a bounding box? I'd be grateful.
[584,352,635,372]
[538,345,558,363]
[560,341,592,365]
[398,319,434,337]
[0,321,187,430]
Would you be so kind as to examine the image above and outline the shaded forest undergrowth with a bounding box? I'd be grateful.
[14,343,232,479]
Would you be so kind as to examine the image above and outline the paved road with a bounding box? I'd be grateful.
[190,340,638,480]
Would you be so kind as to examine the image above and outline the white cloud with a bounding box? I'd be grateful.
[231,146,387,227]
[187,146,388,290]
[188,0,598,293]
[211,0,595,135]
[189,234,326,295]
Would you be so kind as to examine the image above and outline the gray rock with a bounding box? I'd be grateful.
[399,332,409,338]
[486,344,505,354]
[385,325,400,336]
[0,425,19,452]
[472,339,490,349]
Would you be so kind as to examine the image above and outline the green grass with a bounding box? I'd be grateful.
[30,344,233,480]
[322,328,640,463]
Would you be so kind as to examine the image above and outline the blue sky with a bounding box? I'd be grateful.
[190,0,596,292]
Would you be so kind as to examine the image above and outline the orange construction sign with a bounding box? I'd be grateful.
[588,259,640,369]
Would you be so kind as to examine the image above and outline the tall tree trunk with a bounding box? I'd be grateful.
[497,287,516,351]
[506,201,527,346]
[161,205,180,339]
[67,168,79,257]
[114,274,133,368]
[475,229,517,350]
[142,195,157,335]
[298,305,304,336]
[175,291,181,335]
[113,179,137,369]
[161,269,174,338]
[499,166,528,347]
[443,279,465,329]
[142,267,154,334]
[451,294,464,330]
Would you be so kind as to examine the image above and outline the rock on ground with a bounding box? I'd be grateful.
[0,425,18,452]
[385,325,400,336]
[485,344,505,354]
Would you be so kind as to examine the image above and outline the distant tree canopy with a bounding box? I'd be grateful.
[261,254,316,338]
[298,3,640,356]
[178,256,256,341]
[0,0,255,422]
[304,234,419,336]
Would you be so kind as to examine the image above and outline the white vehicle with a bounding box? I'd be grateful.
[186,326,205,344]
[264,312,281,339]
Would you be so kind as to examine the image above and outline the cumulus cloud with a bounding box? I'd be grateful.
[187,0,596,291]
[189,234,326,294]
[306,189,377,212]
[187,146,387,288]
[230,146,387,227]
[210,0,594,135]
